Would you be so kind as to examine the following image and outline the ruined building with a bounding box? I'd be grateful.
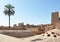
[0,12,58,35]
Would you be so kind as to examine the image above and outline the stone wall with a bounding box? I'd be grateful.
[51,12,60,29]
[0,30,35,38]
[51,12,59,26]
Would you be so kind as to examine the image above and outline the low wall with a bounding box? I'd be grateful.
[0,30,35,38]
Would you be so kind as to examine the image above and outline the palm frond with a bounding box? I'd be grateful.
[4,9,8,15]
[5,4,14,9]
[9,10,15,15]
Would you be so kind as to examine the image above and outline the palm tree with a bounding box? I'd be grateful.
[3,4,15,28]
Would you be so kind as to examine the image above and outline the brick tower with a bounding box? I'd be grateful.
[51,12,60,27]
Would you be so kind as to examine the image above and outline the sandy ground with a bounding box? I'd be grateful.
[0,28,60,42]
[0,34,23,42]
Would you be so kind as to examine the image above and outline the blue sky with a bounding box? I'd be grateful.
[0,0,60,26]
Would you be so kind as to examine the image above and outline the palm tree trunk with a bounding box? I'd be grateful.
[9,15,10,28]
